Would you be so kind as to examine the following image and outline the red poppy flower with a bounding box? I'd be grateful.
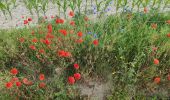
[48,28,52,33]
[44,16,48,19]
[24,20,28,24]
[39,49,45,54]
[151,23,157,29]
[74,63,79,69]
[46,33,54,39]
[56,18,64,24]
[58,50,71,57]
[10,68,18,75]
[93,40,99,46]
[51,15,54,19]
[154,77,161,84]
[167,33,170,38]
[152,47,158,51]
[144,7,148,13]
[59,29,67,36]
[29,45,36,50]
[69,11,74,17]
[39,74,45,81]
[166,20,170,24]
[19,37,25,43]
[16,81,22,87]
[43,39,51,45]
[32,38,38,43]
[5,82,13,89]
[27,81,33,86]
[21,16,24,19]
[48,28,53,33]
[68,76,75,85]
[84,16,89,21]
[74,73,81,80]
[47,24,53,33]
[36,54,40,59]
[76,38,83,43]
[11,77,19,83]
[154,59,159,65]
[28,18,32,21]
[22,78,33,86]
[168,74,170,81]
[77,32,83,37]
[22,78,28,84]
[64,52,72,57]
[70,21,75,26]
[39,82,46,88]
[58,50,65,57]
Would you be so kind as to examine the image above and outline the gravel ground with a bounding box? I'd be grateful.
[1,0,169,29]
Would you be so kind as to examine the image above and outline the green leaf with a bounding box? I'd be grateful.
[0,2,6,9]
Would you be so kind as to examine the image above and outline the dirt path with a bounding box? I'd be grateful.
[75,73,113,100]
[78,80,112,100]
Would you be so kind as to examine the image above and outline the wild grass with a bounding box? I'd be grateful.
[0,10,170,99]
[0,0,170,99]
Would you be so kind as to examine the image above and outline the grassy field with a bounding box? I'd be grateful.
[0,0,170,100]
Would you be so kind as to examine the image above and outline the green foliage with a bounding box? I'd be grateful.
[0,3,170,99]
[104,12,170,99]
